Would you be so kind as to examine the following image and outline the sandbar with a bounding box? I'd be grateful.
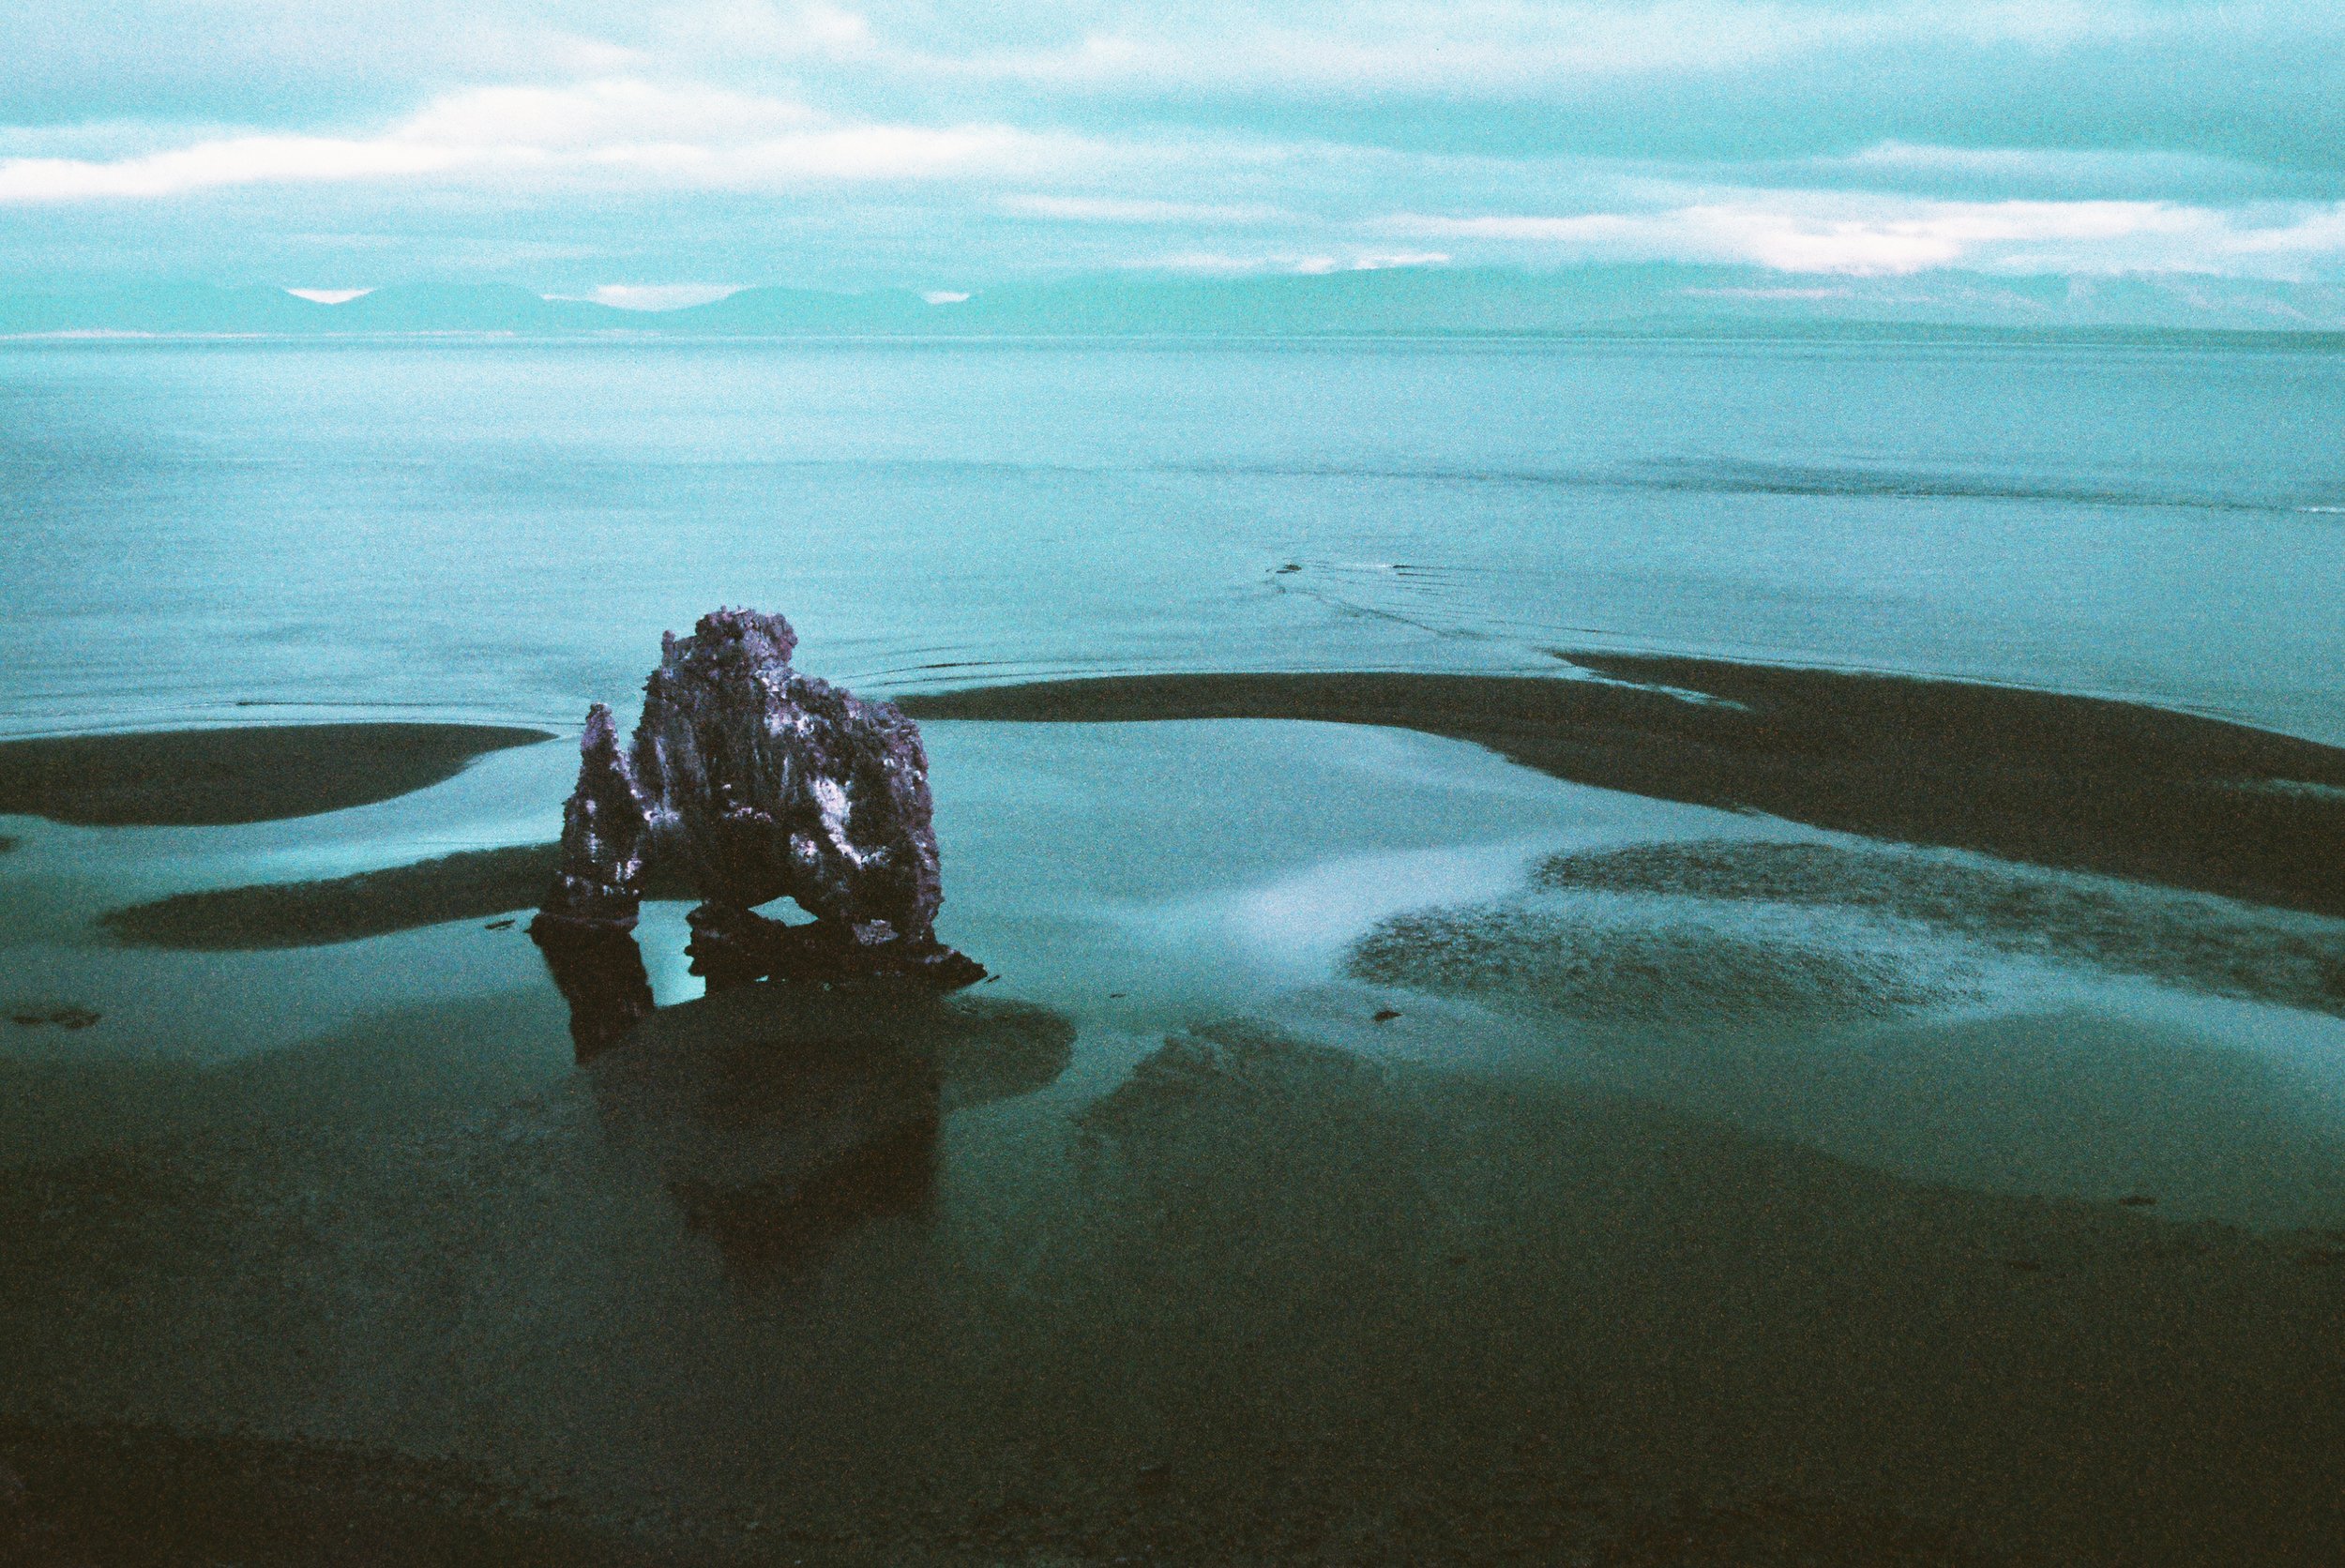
[0,722,554,827]
[901,656,2345,917]
[99,844,564,949]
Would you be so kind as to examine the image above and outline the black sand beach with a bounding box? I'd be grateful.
[3,1002,2342,1565]
[8,685,2345,1565]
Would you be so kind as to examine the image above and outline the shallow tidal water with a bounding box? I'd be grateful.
[3,335,2342,741]
[4,337,2345,1563]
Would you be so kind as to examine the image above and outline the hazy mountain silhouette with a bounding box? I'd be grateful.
[5,268,2341,339]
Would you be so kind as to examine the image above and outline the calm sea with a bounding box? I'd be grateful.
[3,334,2340,742]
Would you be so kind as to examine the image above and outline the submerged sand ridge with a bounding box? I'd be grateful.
[1533,838,2345,1017]
[101,844,694,950]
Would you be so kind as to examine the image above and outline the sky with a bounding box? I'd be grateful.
[2,1,2342,297]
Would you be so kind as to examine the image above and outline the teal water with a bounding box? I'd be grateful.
[3,336,2340,740]
[5,336,2345,1560]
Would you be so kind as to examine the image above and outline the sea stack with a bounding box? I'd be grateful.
[532,608,981,991]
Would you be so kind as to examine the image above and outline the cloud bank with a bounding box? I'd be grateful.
[1,2,2340,296]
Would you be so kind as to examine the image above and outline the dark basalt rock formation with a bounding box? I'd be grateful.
[531,608,982,1006]
[536,705,646,933]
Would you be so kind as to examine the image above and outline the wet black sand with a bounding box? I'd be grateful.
[0,1414,2009,1568]
[0,722,553,826]
[900,656,2345,916]
[1532,839,2345,1017]
[103,844,564,948]
[4,1003,2343,1565]
[11,688,2345,1564]
[100,844,696,949]
[0,1418,679,1568]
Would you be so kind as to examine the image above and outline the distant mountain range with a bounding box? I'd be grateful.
[5,267,2342,339]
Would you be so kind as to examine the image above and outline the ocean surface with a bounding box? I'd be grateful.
[5,335,2345,1561]
[2,334,2341,742]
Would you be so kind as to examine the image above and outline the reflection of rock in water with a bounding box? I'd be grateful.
[594,996,940,1274]
[582,981,1075,1276]
[530,923,654,1062]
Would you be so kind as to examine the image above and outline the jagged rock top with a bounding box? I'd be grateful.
[628,609,943,942]
[536,609,969,989]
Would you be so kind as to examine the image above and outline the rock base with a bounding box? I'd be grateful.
[684,902,988,992]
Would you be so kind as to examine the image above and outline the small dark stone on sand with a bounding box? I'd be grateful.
[2119,1194,2158,1207]
[483,918,516,930]
[1372,1007,1402,1022]
[8,1006,100,1030]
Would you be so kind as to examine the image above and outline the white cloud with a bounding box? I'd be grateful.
[1383,195,2345,276]
[1002,193,1291,224]
[909,2,2157,93]
[0,0,2262,112]
[1143,249,1448,275]
[4,6,2342,286]
[284,287,371,303]
[395,79,819,147]
[0,135,469,201]
[1142,250,1364,275]
[0,79,1088,203]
